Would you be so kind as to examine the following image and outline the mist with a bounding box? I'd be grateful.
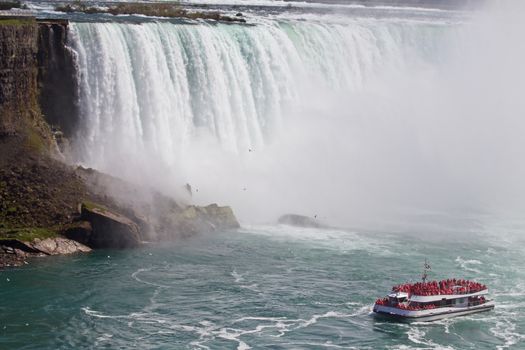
[71,1,525,232]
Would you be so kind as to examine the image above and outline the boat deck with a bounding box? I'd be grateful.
[373,301,495,322]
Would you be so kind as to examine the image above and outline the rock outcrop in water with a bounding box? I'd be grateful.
[75,167,240,243]
[278,214,327,228]
[80,203,141,249]
[0,237,91,267]
[30,237,92,255]
[158,203,240,239]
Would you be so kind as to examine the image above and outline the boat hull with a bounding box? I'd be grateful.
[373,302,495,322]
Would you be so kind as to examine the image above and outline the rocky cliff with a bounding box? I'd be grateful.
[37,19,78,138]
[0,17,48,141]
[0,16,240,268]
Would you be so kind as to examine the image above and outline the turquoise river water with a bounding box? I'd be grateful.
[1,225,524,349]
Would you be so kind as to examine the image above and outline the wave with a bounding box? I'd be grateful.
[455,256,483,274]
[82,302,371,348]
[238,224,399,256]
[490,318,525,350]
[131,267,172,288]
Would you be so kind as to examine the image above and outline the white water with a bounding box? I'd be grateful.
[71,18,446,157]
[69,2,525,228]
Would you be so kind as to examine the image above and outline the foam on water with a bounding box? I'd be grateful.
[2,226,523,349]
[239,224,399,256]
[454,256,484,274]
[81,302,371,348]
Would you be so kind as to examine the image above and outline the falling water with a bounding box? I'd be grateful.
[69,17,459,224]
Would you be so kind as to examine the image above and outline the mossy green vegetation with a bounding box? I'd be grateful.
[0,227,57,241]
[54,1,246,23]
[25,127,47,153]
[0,17,34,26]
[82,200,110,214]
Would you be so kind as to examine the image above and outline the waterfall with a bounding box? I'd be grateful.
[69,16,471,225]
[70,18,448,168]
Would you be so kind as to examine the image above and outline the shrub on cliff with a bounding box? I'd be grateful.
[0,1,25,11]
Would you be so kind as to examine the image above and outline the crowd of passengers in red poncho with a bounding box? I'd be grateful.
[391,279,486,296]
[374,296,487,310]
[375,297,435,310]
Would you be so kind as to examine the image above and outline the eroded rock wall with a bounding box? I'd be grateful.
[37,20,78,137]
[0,17,39,137]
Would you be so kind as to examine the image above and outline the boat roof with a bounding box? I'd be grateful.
[388,292,408,298]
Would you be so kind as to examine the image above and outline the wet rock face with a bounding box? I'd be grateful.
[75,166,241,241]
[200,204,240,230]
[157,203,240,239]
[37,20,79,137]
[81,203,141,249]
[0,243,33,267]
[63,220,92,245]
[0,18,39,136]
[0,158,91,229]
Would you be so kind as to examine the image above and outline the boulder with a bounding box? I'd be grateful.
[29,237,91,255]
[81,203,141,249]
[157,204,240,239]
[0,243,29,268]
[0,237,91,268]
[158,206,212,239]
[63,220,92,245]
[0,239,40,254]
[199,204,240,229]
[123,209,154,242]
[278,214,325,228]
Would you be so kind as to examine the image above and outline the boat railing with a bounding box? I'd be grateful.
[392,279,487,297]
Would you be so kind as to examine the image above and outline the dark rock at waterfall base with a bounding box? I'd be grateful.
[63,220,92,245]
[37,19,79,137]
[0,243,33,267]
[157,204,240,239]
[75,166,241,240]
[278,214,327,228]
[80,203,141,249]
[201,204,241,230]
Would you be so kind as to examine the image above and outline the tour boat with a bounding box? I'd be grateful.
[373,262,495,322]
